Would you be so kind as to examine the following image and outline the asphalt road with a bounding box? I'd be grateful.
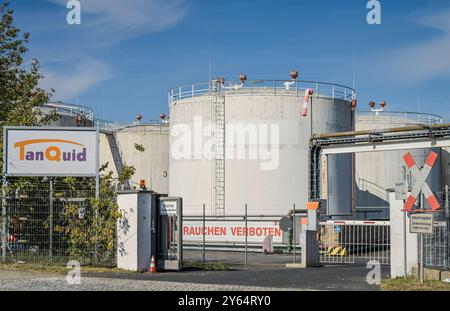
[85,264,389,291]
[0,249,390,291]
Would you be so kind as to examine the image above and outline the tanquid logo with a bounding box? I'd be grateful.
[14,139,87,162]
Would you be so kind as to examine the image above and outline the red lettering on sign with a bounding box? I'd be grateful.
[183,225,282,237]
[183,226,226,236]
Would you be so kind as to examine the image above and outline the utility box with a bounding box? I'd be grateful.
[157,197,183,271]
[116,191,157,272]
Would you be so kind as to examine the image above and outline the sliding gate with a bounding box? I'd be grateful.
[319,220,390,265]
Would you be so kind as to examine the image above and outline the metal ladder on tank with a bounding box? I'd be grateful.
[212,80,226,216]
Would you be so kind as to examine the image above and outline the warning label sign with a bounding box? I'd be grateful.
[410,214,434,235]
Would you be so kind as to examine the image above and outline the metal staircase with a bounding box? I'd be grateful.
[105,132,131,189]
[212,81,226,216]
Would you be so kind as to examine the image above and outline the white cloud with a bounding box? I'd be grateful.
[379,9,450,84]
[47,0,187,45]
[37,0,187,100]
[40,57,111,100]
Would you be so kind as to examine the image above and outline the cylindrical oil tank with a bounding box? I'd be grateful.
[355,111,443,213]
[99,123,169,194]
[444,147,450,188]
[43,102,94,127]
[168,80,355,216]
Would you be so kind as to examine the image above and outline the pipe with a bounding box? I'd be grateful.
[284,80,295,90]
[222,82,244,90]
[311,123,450,141]
[301,89,314,117]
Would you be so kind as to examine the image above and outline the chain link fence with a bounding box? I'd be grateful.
[422,189,450,270]
[0,177,117,266]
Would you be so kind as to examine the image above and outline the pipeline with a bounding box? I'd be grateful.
[311,123,450,141]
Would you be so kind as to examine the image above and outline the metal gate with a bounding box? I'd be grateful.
[319,220,391,265]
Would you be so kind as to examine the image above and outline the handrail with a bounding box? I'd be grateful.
[94,119,167,133]
[94,119,120,132]
[356,110,443,125]
[168,79,356,103]
[44,102,94,121]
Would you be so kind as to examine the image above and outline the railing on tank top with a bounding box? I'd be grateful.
[168,80,356,103]
[356,110,443,125]
[44,102,94,121]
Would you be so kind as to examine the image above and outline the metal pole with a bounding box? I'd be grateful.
[445,185,449,270]
[403,210,407,278]
[95,125,100,199]
[403,167,408,278]
[49,179,53,262]
[94,174,99,264]
[203,203,206,264]
[293,203,296,264]
[445,185,449,219]
[245,204,248,266]
[419,194,424,283]
[420,233,424,283]
[1,177,6,262]
[94,127,100,264]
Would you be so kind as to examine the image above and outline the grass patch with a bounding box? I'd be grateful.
[0,263,132,275]
[183,261,232,271]
[381,277,450,291]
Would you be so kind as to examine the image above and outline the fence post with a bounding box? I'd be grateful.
[445,185,449,219]
[403,167,408,279]
[1,178,6,262]
[94,167,100,265]
[419,194,424,283]
[49,179,53,262]
[203,203,206,264]
[293,204,297,264]
[245,204,248,266]
[445,185,449,270]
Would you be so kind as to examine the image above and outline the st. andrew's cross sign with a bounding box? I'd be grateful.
[402,151,440,212]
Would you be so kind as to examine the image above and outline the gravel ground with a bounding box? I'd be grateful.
[0,275,297,291]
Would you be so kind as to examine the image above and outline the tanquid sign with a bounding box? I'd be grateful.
[3,127,98,177]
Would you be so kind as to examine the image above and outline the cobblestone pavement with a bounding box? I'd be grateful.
[0,276,297,291]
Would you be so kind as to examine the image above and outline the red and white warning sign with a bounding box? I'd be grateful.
[402,151,440,211]
[183,221,282,244]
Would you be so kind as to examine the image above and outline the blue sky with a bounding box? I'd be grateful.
[10,0,450,122]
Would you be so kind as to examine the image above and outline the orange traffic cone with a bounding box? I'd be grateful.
[149,255,157,273]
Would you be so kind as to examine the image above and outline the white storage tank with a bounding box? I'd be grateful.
[355,110,443,215]
[444,147,450,188]
[168,77,356,217]
[99,122,169,194]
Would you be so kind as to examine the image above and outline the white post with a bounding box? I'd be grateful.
[244,203,248,266]
[389,191,418,278]
[419,194,424,283]
[293,203,296,264]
